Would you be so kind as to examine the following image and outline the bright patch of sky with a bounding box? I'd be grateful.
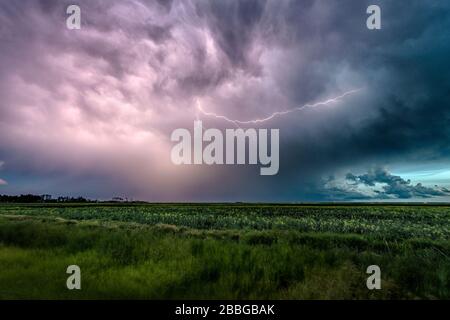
[392,164,450,188]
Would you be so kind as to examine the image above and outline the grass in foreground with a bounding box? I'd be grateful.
[0,209,449,299]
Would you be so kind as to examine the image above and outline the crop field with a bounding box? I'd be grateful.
[0,203,449,299]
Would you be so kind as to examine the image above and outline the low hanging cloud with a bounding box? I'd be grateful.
[324,167,450,200]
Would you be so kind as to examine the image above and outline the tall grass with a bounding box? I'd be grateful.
[0,216,449,299]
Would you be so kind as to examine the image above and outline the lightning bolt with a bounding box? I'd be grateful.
[196,88,362,126]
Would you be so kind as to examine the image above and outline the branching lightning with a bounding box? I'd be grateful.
[196,88,362,126]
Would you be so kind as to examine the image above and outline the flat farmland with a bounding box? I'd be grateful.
[0,204,449,299]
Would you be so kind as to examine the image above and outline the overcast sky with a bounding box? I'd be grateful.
[0,0,449,201]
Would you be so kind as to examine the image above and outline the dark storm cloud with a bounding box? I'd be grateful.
[195,0,267,68]
[248,0,450,201]
[1,0,450,200]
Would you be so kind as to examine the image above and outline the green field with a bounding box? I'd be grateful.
[0,203,449,299]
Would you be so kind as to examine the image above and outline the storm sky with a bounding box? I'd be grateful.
[0,0,449,201]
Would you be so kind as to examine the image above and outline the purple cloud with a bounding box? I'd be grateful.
[0,1,449,200]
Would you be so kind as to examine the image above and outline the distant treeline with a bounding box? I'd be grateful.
[0,194,90,203]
